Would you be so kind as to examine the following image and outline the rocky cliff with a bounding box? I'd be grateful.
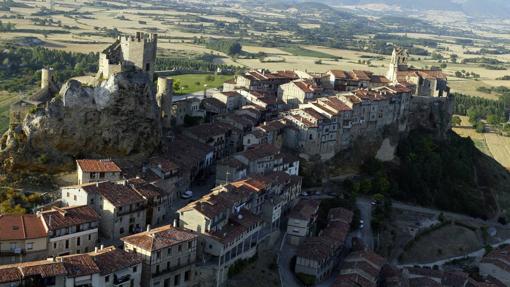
[0,71,162,172]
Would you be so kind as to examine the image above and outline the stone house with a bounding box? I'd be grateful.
[0,214,48,265]
[287,199,320,245]
[295,208,353,283]
[183,123,234,160]
[76,159,122,185]
[39,206,100,257]
[171,98,205,127]
[278,79,324,107]
[334,250,386,287]
[212,91,244,112]
[0,258,67,287]
[61,181,148,242]
[0,246,142,287]
[122,225,199,287]
[327,70,389,92]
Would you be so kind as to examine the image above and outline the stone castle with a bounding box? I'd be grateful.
[98,32,158,80]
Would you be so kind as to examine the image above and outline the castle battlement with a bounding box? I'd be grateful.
[118,32,157,44]
[99,32,158,80]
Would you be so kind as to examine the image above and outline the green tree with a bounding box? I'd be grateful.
[451,115,462,126]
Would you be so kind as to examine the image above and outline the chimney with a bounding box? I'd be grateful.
[100,244,104,250]
[146,225,151,232]
[173,219,178,228]
[94,246,98,253]
[41,68,52,89]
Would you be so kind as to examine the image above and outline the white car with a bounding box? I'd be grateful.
[181,190,193,199]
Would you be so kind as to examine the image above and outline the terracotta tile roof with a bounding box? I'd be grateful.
[406,267,443,278]
[40,205,100,231]
[236,144,280,161]
[202,97,227,110]
[289,199,320,221]
[370,75,390,84]
[60,254,100,277]
[351,70,372,81]
[122,225,197,252]
[208,209,262,245]
[296,236,339,261]
[328,207,354,224]
[18,259,67,278]
[396,69,447,82]
[0,266,22,283]
[82,181,145,208]
[90,246,142,276]
[328,70,349,79]
[259,120,286,132]
[184,122,231,140]
[293,79,321,93]
[0,214,47,240]
[303,107,326,120]
[129,180,166,200]
[149,157,180,174]
[220,91,243,98]
[347,250,386,269]
[323,97,352,112]
[180,192,231,219]
[77,159,121,173]
[218,157,247,170]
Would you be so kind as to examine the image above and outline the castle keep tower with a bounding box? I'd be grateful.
[157,77,173,129]
[97,32,158,80]
[386,47,409,82]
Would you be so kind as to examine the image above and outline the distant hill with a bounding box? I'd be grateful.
[287,0,510,18]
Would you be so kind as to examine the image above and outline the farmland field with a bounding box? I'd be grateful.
[172,74,233,95]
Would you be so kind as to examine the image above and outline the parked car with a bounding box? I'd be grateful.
[181,190,193,199]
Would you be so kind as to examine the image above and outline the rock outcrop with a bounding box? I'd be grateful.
[0,71,162,172]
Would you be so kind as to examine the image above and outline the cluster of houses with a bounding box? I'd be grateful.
[0,32,463,287]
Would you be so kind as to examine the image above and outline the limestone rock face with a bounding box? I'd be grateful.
[408,96,454,139]
[1,71,162,172]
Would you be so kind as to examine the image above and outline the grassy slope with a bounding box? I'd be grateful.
[0,92,19,134]
[172,74,233,95]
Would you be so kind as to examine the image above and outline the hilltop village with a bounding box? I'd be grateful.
[0,32,506,287]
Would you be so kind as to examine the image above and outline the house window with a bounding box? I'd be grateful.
[146,63,150,72]
[174,274,180,286]
[65,240,69,249]
[185,270,191,281]
[73,195,77,201]
[53,242,57,249]
[120,227,125,234]
[77,237,81,246]
[133,266,137,273]
[99,172,105,178]
[105,275,110,282]
[26,243,33,250]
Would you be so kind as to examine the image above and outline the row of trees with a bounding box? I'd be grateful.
[205,39,242,56]
[155,56,241,74]
[453,93,508,126]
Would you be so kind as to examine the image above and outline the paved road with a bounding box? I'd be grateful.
[356,197,375,251]
[277,234,302,287]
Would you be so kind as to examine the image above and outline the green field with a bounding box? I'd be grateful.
[279,46,337,59]
[172,74,234,95]
[0,92,19,134]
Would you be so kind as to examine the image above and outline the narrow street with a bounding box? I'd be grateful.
[356,197,375,251]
